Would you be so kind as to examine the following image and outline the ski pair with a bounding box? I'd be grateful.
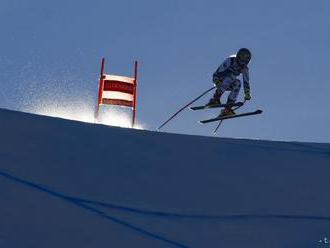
[192,100,262,133]
[157,86,262,132]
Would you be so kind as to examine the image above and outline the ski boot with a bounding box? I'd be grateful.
[207,91,222,106]
[220,107,236,116]
[219,100,236,116]
[207,97,221,106]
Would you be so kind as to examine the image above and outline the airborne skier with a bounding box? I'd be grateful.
[208,48,252,116]
[157,47,261,132]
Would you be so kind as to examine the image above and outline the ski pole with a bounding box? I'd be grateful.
[213,120,224,134]
[157,86,216,131]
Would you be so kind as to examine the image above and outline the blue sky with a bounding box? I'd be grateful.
[1,0,329,142]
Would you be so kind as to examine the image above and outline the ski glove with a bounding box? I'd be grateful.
[244,91,251,101]
[213,76,222,86]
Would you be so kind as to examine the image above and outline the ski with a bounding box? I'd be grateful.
[199,109,263,124]
[190,101,244,111]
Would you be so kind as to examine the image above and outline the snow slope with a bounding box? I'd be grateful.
[0,108,330,248]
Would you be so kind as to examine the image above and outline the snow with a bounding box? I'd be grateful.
[0,108,330,248]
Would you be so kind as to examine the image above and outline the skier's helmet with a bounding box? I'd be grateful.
[237,48,251,65]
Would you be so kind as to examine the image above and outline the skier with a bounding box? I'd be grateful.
[208,48,252,116]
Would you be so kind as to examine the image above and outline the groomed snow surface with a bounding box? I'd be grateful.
[0,108,330,248]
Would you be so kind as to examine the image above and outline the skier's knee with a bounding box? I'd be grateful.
[213,76,222,86]
[234,79,241,88]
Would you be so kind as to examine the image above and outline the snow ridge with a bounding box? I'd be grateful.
[1,108,330,248]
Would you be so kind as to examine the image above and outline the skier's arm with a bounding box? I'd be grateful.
[242,67,251,100]
[215,58,232,74]
[213,58,232,84]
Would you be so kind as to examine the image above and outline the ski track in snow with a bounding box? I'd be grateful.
[1,169,330,221]
[2,170,330,248]
[0,170,188,248]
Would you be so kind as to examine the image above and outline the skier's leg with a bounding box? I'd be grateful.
[227,79,241,104]
[212,76,232,100]
[208,76,224,105]
[220,79,241,116]
[218,76,234,92]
